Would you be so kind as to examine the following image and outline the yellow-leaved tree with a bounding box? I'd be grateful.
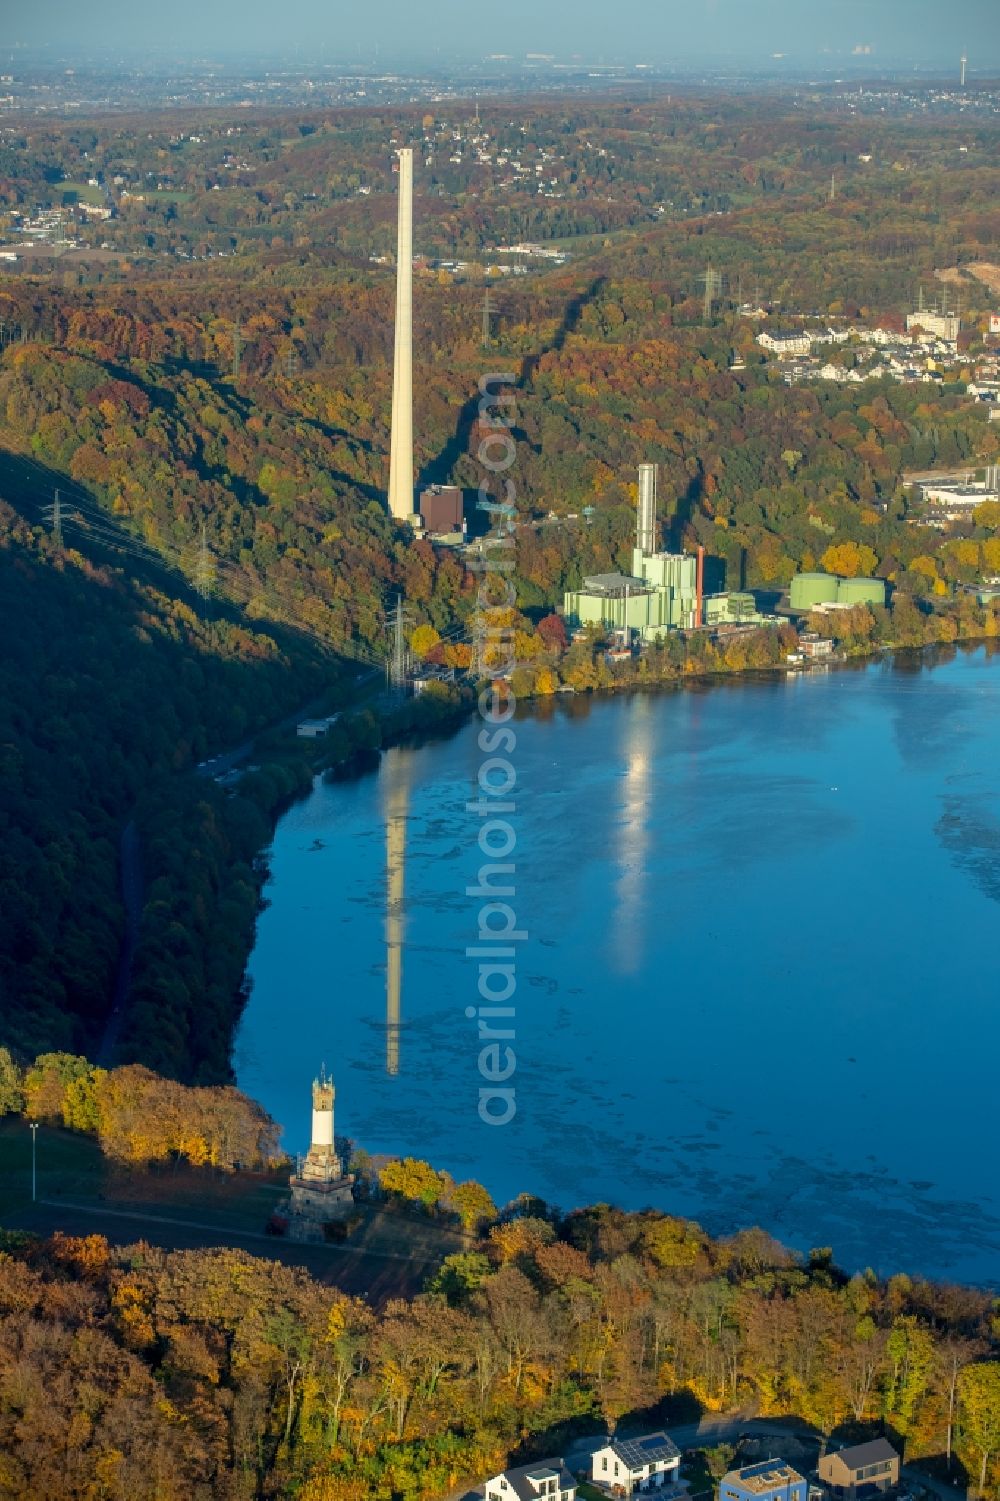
[821,541,878,577]
[957,1362,1000,1495]
[409,623,441,659]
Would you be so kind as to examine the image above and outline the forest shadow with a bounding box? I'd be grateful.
[507,1389,707,1470]
[420,275,609,498]
[519,274,609,385]
[667,464,706,551]
[0,444,350,672]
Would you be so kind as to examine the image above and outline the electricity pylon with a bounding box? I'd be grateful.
[700,263,723,322]
[387,597,413,692]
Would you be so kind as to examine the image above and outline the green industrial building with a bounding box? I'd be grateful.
[838,575,886,606]
[789,572,886,611]
[704,592,762,626]
[563,545,698,639]
[789,572,839,610]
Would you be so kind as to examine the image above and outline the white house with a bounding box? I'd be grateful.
[484,1459,577,1501]
[906,310,960,341]
[591,1432,682,1495]
[757,329,812,356]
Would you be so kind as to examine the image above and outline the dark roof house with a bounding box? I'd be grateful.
[819,1440,899,1499]
[484,1458,577,1501]
[591,1432,683,1495]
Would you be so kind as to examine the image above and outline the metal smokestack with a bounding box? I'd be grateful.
[388,147,415,521]
[637,463,657,556]
[696,544,705,628]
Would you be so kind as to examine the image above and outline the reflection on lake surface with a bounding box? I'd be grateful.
[237,647,1000,1285]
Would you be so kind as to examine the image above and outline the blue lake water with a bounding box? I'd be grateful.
[236,648,1000,1286]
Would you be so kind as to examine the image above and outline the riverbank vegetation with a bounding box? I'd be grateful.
[0,1194,997,1500]
[0,1047,280,1169]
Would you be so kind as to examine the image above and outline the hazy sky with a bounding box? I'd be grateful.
[4,0,999,67]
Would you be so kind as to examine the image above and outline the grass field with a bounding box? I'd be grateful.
[0,1119,463,1302]
[58,181,107,205]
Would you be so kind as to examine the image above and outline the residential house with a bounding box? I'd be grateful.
[757,329,812,356]
[591,1432,682,1495]
[818,1440,899,1500]
[905,310,960,341]
[720,1460,808,1501]
[484,1459,577,1501]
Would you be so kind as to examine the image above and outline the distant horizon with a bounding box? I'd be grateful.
[3,50,999,92]
[2,0,999,71]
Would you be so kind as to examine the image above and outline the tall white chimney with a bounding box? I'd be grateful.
[388,147,415,522]
[637,462,658,556]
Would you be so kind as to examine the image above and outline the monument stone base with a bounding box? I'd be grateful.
[286,1174,356,1243]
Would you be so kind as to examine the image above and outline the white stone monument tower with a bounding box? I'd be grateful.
[286,1068,355,1240]
[387,146,416,522]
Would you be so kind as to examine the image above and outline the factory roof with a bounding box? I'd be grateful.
[580,572,650,596]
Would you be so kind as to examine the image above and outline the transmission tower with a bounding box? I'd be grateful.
[700,263,723,323]
[194,522,214,608]
[482,285,497,348]
[285,345,298,379]
[829,171,836,202]
[387,596,412,692]
[51,489,62,549]
[231,323,254,382]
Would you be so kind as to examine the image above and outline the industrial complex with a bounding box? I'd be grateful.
[563,463,705,638]
[381,153,892,663]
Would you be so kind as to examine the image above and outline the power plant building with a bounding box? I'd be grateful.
[839,576,887,606]
[704,591,762,626]
[564,565,696,635]
[563,464,700,638]
[419,484,464,534]
[789,572,886,611]
[789,572,840,611]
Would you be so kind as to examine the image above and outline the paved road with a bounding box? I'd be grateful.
[564,1414,769,1469]
[195,668,383,781]
[901,467,982,485]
